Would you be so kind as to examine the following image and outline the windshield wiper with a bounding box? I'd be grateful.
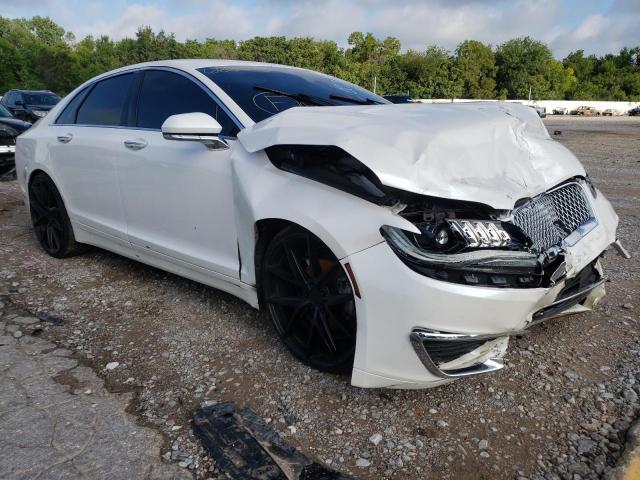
[329,94,383,105]
[253,86,330,107]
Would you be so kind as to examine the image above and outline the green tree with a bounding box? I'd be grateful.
[495,37,575,99]
[455,40,496,98]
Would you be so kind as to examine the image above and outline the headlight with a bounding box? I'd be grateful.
[381,225,542,287]
[32,110,48,118]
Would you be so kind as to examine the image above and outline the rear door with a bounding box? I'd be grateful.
[49,73,136,241]
[115,68,242,278]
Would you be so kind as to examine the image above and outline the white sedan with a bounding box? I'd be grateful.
[15,60,629,388]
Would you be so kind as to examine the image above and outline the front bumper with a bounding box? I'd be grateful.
[346,190,621,389]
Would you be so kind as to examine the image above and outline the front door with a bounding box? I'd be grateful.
[115,69,242,278]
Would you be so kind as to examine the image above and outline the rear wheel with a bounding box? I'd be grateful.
[261,226,357,373]
[29,173,85,258]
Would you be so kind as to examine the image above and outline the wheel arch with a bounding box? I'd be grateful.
[252,217,347,307]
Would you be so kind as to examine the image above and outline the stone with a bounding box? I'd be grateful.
[356,458,371,467]
[480,451,490,459]
[624,389,638,403]
[436,420,448,428]
[105,361,120,371]
[479,439,489,450]
[369,433,383,446]
[577,439,596,455]
[13,330,23,339]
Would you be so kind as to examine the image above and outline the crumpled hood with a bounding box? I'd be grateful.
[238,102,585,210]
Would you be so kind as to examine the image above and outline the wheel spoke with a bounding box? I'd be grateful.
[304,309,317,350]
[30,201,48,219]
[46,225,56,250]
[282,303,310,338]
[284,241,310,288]
[266,295,307,308]
[323,305,353,339]
[266,263,304,288]
[316,308,337,353]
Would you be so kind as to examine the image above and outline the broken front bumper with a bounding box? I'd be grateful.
[346,190,624,389]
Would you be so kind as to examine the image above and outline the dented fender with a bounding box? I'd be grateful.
[230,144,418,286]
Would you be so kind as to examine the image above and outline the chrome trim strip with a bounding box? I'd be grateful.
[409,329,526,379]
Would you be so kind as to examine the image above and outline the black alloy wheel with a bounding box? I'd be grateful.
[262,226,357,373]
[29,173,84,258]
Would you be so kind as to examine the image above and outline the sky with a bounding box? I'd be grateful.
[2,0,639,58]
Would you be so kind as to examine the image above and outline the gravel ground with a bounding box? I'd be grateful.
[0,116,638,479]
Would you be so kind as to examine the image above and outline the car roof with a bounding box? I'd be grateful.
[106,59,303,76]
[8,89,55,93]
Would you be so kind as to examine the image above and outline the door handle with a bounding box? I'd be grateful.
[124,139,148,151]
[57,134,73,144]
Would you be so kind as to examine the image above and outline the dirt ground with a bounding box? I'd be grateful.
[0,116,638,480]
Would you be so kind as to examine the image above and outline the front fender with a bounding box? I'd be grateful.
[231,145,417,286]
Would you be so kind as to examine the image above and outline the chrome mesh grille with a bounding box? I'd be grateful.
[512,183,593,252]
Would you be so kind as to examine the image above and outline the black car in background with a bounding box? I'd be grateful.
[0,89,61,122]
[0,104,31,175]
[629,106,640,116]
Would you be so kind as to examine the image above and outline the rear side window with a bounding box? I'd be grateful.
[76,73,134,126]
[55,87,90,124]
[136,70,239,137]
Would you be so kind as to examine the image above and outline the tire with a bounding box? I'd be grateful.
[260,225,357,373]
[28,173,86,258]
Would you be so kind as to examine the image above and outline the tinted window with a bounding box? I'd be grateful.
[0,105,12,118]
[77,74,134,126]
[197,66,388,123]
[23,93,60,106]
[137,70,239,136]
[55,87,90,124]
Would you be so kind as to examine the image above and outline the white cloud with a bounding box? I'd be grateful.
[4,0,640,57]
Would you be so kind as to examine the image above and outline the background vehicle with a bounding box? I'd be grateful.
[0,104,32,132]
[15,60,625,389]
[553,107,567,115]
[529,105,546,118]
[570,105,600,116]
[0,89,60,122]
[384,95,417,104]
[602,108,618,116]
[629,106,640,116]
[0,125,19,175]
[0,106,30,175]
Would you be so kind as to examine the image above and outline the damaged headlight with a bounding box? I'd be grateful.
[381,223,543,287]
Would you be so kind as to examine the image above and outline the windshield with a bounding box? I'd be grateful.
[0,104,12,118]
[22,93,60,106]
[198,65,388,123]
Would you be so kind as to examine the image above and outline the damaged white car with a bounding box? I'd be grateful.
[15,60,630,388]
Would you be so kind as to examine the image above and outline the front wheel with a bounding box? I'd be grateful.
[261,226,357,373]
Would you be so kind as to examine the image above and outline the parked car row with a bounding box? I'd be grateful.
[551,105,640,116]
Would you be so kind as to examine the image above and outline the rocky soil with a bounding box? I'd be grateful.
[0,116,638,479]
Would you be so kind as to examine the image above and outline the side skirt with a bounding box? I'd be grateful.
[73,222,260,309]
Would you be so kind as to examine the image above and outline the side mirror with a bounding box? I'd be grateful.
[161,112,228,150]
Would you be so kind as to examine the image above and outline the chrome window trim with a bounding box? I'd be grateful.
[52,66,244,139]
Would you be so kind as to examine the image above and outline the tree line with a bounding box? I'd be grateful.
[1,16,639,101]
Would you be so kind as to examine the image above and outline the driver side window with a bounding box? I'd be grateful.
[136,70,239,137]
